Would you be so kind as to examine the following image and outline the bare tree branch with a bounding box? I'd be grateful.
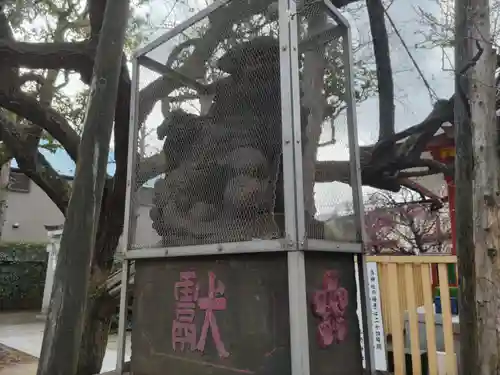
[0,40,93,82]
[0,111,71,212]
[367,188,448,254]
[0,90,80,161]
[366,0,395,140]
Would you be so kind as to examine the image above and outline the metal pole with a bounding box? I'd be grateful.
[116,259,130,373]
[288,0,306,248]
[122,59,140,249]
[342,27,375,373]
[279,0,311,374]
[279,0,299,248]
[115,58,140,374]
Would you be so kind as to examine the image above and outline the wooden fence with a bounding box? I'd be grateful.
[366,255,458,375]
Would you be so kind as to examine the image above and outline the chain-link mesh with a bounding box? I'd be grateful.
[131,0,285,248]
[297,2,364,242]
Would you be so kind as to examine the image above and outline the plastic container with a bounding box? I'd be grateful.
[434,295,458,315]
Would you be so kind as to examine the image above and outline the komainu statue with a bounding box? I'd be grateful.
[150,36,308,246]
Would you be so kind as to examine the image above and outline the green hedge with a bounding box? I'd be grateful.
[0,242,48,311]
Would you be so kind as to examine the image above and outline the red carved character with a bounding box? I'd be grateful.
[196,271,229,358]
[171,270,229,358]
[311,270,349,348]
[172,271,199,351]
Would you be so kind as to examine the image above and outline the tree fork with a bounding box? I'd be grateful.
[36,1,130,374]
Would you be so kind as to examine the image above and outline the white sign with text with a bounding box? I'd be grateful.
[355,261,388,371]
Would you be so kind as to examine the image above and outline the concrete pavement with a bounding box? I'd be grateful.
[0,312,130,374]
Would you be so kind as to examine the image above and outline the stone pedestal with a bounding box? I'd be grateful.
[130,252,362,375]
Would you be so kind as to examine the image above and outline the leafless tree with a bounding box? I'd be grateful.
[364,188,451,254]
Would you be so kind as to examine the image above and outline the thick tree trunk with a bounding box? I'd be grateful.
[36,1,130,375]
[469,4,500,374]
[0,159,10,238]
[456,0,500,373]
[366,0,394,141]
[76,199,125,375]
[454,0,477,371]
[76,285,116,375]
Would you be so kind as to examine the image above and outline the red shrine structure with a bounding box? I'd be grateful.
[425,125,458,289]
[425,127,456,257]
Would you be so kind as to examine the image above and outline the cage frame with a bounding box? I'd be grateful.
[123,0,366,259]
[115,0,375,373]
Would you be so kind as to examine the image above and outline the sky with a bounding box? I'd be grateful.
[30,0,455,215]
[10,148,116,177]
[309,0,454,215]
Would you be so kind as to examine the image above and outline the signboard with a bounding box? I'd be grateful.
[131,253,291,375]
[132,252,365,375]
[355,261,388,371]
[305,252,363,375]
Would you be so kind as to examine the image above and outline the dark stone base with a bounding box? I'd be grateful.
[131,252,363,375]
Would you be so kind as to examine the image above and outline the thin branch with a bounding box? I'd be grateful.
[0,90,80,161]
[136,0,285,126]
[366,0,395,140]
[384,8,438,102]
[0,40,93,83]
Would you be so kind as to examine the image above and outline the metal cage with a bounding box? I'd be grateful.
[115,0,374,373]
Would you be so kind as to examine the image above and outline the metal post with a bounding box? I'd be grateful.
[279,1,311,375]
[123,59,140,249]
[115,58,140,373]
[116,259,130,373]
[342,25,375,374]
[287,250,310,375]
[279,0,299,249]
[288,0,306,249]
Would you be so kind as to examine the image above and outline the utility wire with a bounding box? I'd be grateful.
[383,8,439,103]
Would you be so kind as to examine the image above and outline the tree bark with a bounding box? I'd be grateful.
[302,9,327,219]
[366,0,394,141]
[468,1,500,373]
[36,1,130,375]
[454,0,477,372]
[456,0,500,373]
[0,158,10,238]
[76,291,117,375]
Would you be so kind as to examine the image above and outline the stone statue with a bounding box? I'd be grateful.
[150,36,307,246]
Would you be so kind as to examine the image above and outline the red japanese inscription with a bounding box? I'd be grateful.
[172,271,199,351]
[197,271,229,358]
[310,270,349,348]
[171,270,229,358]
